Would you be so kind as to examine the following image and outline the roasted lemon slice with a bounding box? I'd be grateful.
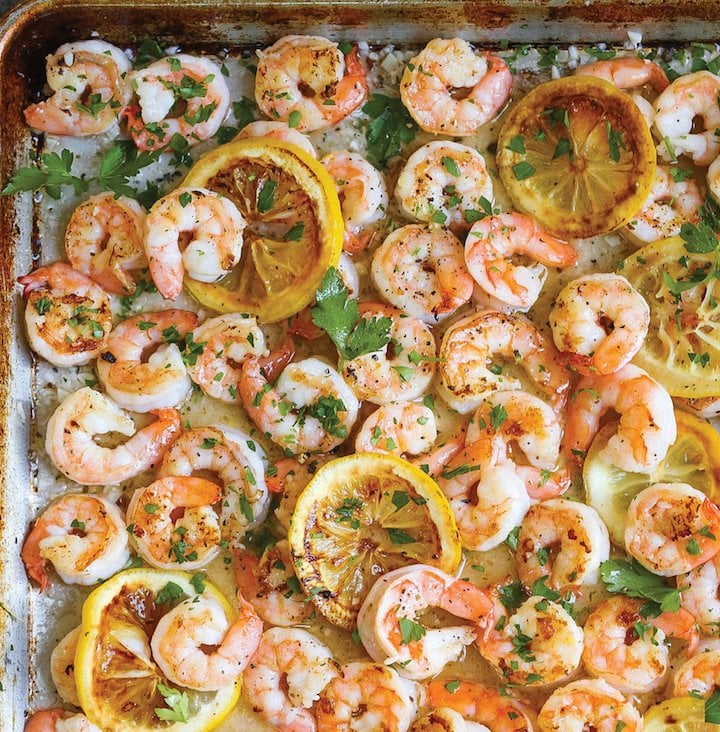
[75,568,239,731]
[182,138,343,323]
[622,235,720,397]
[497,75,655,238]
[584,410,720,545]
[644,697,720,731]
[288,453,461,629]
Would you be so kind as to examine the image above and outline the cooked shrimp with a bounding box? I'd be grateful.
[563,363,677,472]
[64,193,147,295]
[549,273,650,375]
[654,70,720,165]
[234,540,314,626]
[45,387,181,485]
[18,261,112,367]
[673,639,720,698]
[50,626,80,706]
[186,313,267,402]
[582,595,698,694]
[708,154,720,204]
[150,593,262,691]
[678,552,720,635]
[255,35,367,132]
[537,678,643,732]
[356,564,492,680]
[315,661,420,732]
[625,482,720,576]
[625,165,703,245]
[371,225,473,323]
[269,456,332,531]
[21,493,130,590]
[395,141,493,234]
[574,56,669,92]
[515,499,610,592]
[24,710,100,732]
[236,120,318,158]
[400,39,512,136]
[144,187,246,300]
[354,402,437,457]
[123,54,230,150]
[465,213,577,311]
[23,40,131,136]
[408,708,468,732]
[437,310,571,414]
[322,151,388,253]
[676,394,720,419]
[243,627,339,731]
[412,421,467,479]
[340,303,436,405]
[96,309,198,412]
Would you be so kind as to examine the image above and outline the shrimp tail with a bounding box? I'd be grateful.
[343,228,374,254]
[21,523,50,591]
[654,608,699,656]
[266,457,301,494]
[258,337,296,383]
[524,467,571,500]
[287,309,324,340]
[412,421,467,478]
[443,580,493,624]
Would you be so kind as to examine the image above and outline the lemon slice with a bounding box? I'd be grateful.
[182,138,343,323]
[75,568,239,731]
[288,453,461,629]
[497,75,655,238]
[622,236,720,397]
[584,410,720,545]
[644,697,720,731]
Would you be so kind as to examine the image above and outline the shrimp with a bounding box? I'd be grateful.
[243,627,339,731]
[50,626,80,706]
[437,310,571,414]
[654,70,720,166]
[371,225,473,323]
[514,499,610,593]
[21,493,130,590]
[144,187,246,300]
[255,35,367,133]
[395,141,493,234]
[236,120,318,158]
[678,552,720,635]
[18,261,112,367]
[340,303,436,405]
[356,564,492,680]
[582,595,698,694]
[321,151,388,253]
[549,273,650,376]
[234,540,314,626]
[624,165,703,246]
[400,39,512,136]
[64,193,148,295]
[408,708,468,732]
[708,154,720,204]
[563,363,677,472]
[126,477,222,570]
[23,40,131,136]
[465,213,578,312]
[354,402,438,457]
[315,661,420,732]
[24,710,100,732]
[672,639,720,698]
[123,54,230,150]
[95,309,198,413]
[624,482,720,577]
[537,678,643,732]
[476,587,584,687]
[269,456,332,531]
[574,56,669,93]
[150,593,262,691]
[45,387,181,485]
[676,394,720,419]
[186,313,267,402]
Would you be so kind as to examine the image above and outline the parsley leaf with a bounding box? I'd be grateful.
[680,221,719,253]
[600,559,681,613]
[398,616,426,645]
[2,149,88,199]
[155,683,190,722]
[706,690,720,723]
[362,94,418,168]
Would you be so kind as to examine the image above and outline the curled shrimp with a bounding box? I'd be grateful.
[145,187,246,300]
[465,212,578,311]
[18,261,112,367]
[371,224,473,323]
[563,363,677,472]
[23,40,131,136]
[395,141,493,234]
[356,564,492,680]
[678,552,720,635]
[550,273,650,375]
[255,35,367,132]
[354,402,438,458]
[96,309,198,413]
[150,592,262,692]
[24,710,100,732]
[50,626,80,706]
[400,38,512,136]
[625,482,720,576]
[123,54,230,150]
[45,387,181,485]
[672,639,720,698]
[236,119,318,158]
[243,627,339,731]
[574,56,669,92]
[21,493,130,590]
[437,310,571,414]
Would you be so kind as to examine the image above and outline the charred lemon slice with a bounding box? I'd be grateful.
[584,410,720,545]
[75,568,239,731]
[288,453,461,629]
[644,697,720,731]
[182,138,343,323]
[497,75,655,238]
